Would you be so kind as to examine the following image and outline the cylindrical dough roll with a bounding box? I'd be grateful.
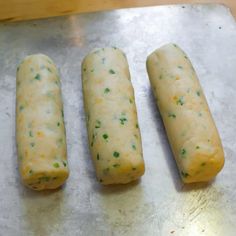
[146,44,224,183]
[16,54,69,190]
[82,47,145,185]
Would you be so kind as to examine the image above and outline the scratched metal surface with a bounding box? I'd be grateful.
[0,4,236,236]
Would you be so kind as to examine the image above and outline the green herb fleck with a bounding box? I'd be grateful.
[29,169,33,175]
[83,68,87,72]
[109,69,115,74]
[120,117,127,125]
[47,67,52,73]
[181,171,189,178]
[112,46,117,50]
[95,120,101,128]
[132,167,137,171]
[207,139,210,142]
[19,105,24,111]
[168,113,176,118]
[63,161,67,167]
[104,88,110,94]
[176,96,184,106]
[61,110,64,118]
[129,98,133,104]
[47,59,52,64]
[91,133,96,147]
[173,44,178,48]
[97,153,100,160]
[136,124,139,128]
[201,162,206,166]
[57,122,60,127]
[178,65,183,69]
[53,162,60,168]
[113,164,120,168]
[180,148,186,156]
[17,66,20,72]
[198,112,202,117]
[196,146,200,149]
[30,142,35,147]
[196,91,201,96]
[103,134,108,140]
[113,151,120,158]
[184,56,188,59]
[34,74,41,80]
[132,144,136,150]
[159,75,163,80]
[90,69,94,72]
[39,176,50,182]
[29,131,33,137]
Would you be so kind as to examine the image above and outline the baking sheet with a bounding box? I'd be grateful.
[0,4,236,236]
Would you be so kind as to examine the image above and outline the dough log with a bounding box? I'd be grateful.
[146,44,224,183]
[16,54,69,190]
[82,47,145,185]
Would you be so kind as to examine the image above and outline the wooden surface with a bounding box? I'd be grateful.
[0,0,236,22]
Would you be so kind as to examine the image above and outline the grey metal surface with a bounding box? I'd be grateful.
[0,3,235,236]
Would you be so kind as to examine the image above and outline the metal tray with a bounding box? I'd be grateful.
[0,4,235,236]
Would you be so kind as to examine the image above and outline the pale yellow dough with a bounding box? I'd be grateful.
[146,44,224,183]
[82,47,145,185]
[16,54,69,190]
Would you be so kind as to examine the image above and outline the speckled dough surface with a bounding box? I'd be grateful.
[1,4,236,236]
[16,54,69,190]
[146,44,224,183]
[82,47,145,184]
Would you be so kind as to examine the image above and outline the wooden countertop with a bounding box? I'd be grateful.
[0,0,236,22]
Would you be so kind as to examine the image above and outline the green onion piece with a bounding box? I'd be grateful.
[34,74,41,80]
[168,113,176,118]
[113,151,120,158]
[109,69,115,74]
[104,88,110,94]
[63,161,67,167]
[53,163,60,168]
[181,171,189,178]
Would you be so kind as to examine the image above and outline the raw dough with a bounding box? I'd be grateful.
[82,47,145,185]
[16,54,69,190]
[146,43,224,183]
